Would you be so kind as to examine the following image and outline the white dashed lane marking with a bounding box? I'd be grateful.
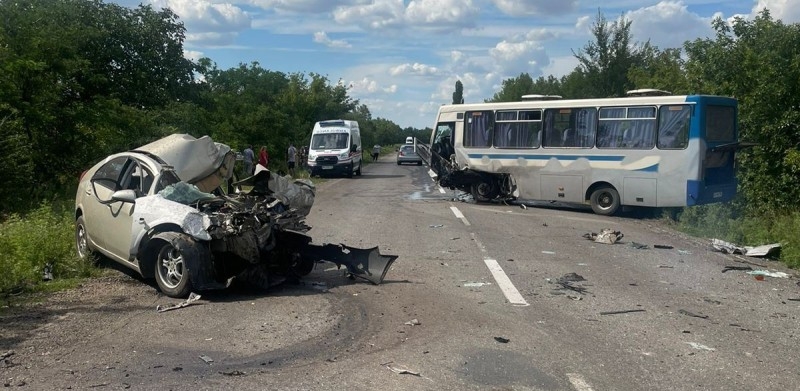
[450,206,470,226]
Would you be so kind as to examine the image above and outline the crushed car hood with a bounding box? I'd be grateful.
[135,133,235,193]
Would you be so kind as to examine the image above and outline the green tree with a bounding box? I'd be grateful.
[628,48,689,94]
[452,80,464,104]
[488,73,535,102]
[684,10,800,214]
[573,11,653,98]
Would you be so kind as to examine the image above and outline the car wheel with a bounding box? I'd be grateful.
[152,233,193,298]
[590,186,620,216]
[346,163,354,178]
[355,162,362,176]
[75,215,98,264]
[471,179,499,202]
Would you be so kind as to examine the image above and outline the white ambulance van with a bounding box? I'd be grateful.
[307,120,362,178]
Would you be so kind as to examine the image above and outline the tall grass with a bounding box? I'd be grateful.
[0,201,97,296]
[675,204,800,268]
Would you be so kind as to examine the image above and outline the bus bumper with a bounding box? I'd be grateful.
[687,180,737,206]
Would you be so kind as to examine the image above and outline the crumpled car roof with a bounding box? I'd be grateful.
[135,134,234,192]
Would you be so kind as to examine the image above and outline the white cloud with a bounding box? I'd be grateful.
[313,31,352,48]
[333,0,478,31]
[183,49,204,61]
[389,63,440,77]
[625,1,714,49]
[753,0,800,23]
[493,0,578,16]
[348,77,397,95]
[246,0,366,13]
[148,0,251,46]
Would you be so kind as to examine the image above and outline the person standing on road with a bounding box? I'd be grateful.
[372,144,381,161]
[287,143,297,176]
[243,145,255,175]
[258,146,269,169]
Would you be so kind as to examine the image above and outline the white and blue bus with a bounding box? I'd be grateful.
[427,90,739,215]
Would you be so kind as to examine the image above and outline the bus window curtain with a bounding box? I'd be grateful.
[467,113,491,147]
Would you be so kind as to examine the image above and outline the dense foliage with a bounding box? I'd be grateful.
[0,0,426,216]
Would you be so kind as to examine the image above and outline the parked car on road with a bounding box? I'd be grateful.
[396,144,422,165]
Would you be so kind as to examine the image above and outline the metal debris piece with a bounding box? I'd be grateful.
[679,309,709,319]
[629,242,649,249]
[554,273,589,294]
[583,229,623,244]
[463,282,491,287]
[429,224,444,228]
[747,270,790,279]
[542,250,555,255]
[220,370,246,376]
[0,351,14,361]
[686,342,715,351]
[711,239,781,258]
[404,319,421,326]
[157,292,201,313]
[599,309,645,315]
[657,265,674,269]
[722,265,753,273]
[199,355,214,365]
[653,244,674,249]
[383,362,421,376]
[494,336,510,343]
[520,204,527,210]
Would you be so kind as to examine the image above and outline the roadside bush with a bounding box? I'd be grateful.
[0,201,95,295]
[676,204,800,268]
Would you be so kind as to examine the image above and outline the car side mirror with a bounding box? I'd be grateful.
[110,189,137,204]
[351,144,357,153]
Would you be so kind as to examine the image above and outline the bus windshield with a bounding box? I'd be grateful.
[311,133,349,150]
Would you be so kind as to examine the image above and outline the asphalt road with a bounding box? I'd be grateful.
[2,155,799,390]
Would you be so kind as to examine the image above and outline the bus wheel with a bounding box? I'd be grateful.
[471,180,498,202]
[590,186,620,216]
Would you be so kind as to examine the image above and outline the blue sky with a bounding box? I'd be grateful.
[115,1,798,129]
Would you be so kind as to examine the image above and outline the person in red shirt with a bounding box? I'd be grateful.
[258,146,269,168]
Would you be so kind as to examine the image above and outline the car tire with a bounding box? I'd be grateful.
[355,161,362,176]
[75,215,98,265]
[590,186,620,216]
[151,232,193,298]
[346,163,354,178]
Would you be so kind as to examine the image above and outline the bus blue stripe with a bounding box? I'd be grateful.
[635,164,659,172]
[467,153,625,162]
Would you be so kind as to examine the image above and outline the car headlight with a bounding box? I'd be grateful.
[339,152,349,159]
[308,153,316,160]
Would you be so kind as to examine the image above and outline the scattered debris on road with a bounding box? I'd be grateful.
[583,229,623,244]
[199,355,214,365]
[722,265,753,273]
[429,224,444,228]
[599,309,646,315]
[686,342,715,351]
[679,309,710,320]
[404,319,421,326]
[463,282,491,287]
[157,292,202,313]
[382,362,421,376]
[542,251,555,255]
[629,242,649,249]
[653,244,674,249]
[553,273,589,294]
[747,270,791,279]
[711,239,781,258]
[494,336,510,343]
[220,370,246,376]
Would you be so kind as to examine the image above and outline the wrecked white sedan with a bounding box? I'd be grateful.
[75,134,396,297]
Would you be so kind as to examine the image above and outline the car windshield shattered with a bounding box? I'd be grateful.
[76,133,396,298]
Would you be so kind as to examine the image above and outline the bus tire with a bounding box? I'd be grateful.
[471,180,498,202]
[590,186,620,216]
